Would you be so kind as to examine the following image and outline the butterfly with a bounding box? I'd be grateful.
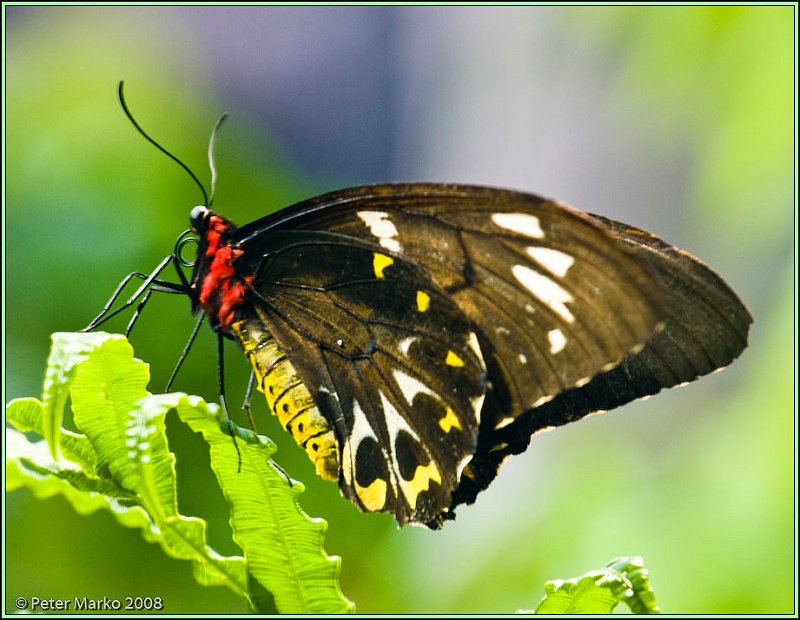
[86,85,752,529]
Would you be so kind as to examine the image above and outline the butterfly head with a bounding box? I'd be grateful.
[190,205,212,235]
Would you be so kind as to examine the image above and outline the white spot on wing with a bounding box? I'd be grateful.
[380,238,400,252]
[492,212,545,238]
[379,391,445,510]
[494,416,515,430]
[341,443,353,484]
[456,455,472,479]
[531,394,555,408]
[466,331,487,424]
[518,353,527,365]
[358,210,401,252]
[379,391,419,443]
[512,265,575,322]
[467,331,484,367]
[398,336,416,356]
[349,399,379,446]
[393,369,439,406]
[471,393,485,424]
[346,399,387,487]
[526,246,575,277]
[548,328,567,354]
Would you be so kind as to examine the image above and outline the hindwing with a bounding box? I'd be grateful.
[236,229,486,525]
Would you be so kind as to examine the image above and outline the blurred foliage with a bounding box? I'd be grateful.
[6,6,794,614]
[7,333,353,614]
[521,556,660,614]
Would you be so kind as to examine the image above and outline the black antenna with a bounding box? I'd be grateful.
[117,81,209,206]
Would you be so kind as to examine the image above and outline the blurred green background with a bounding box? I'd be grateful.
[5,6,794,614]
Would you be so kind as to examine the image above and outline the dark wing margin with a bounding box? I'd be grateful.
[443,214,752,522]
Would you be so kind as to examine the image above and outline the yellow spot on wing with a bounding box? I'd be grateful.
[401,461,442,511]
[356,477,388,512]
[445,350,464,367]
[373,252,394,279]
[416,290,431,312]
[439,407,462,433]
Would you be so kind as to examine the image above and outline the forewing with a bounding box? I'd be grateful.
[239,184,666,426]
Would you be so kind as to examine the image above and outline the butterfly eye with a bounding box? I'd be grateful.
[190,205,209,233]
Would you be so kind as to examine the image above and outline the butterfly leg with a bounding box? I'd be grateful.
[83,255,186,331]
[241,370,259,432]
[216,330,243,472]
[240,359,292,486]
[164,314,206,392]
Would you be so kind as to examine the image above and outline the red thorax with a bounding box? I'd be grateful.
[198,215,253,329]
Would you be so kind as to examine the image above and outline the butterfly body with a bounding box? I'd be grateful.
[177,183,751,528]
[231,318,339,481]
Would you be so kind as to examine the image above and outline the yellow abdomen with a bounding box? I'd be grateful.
[231,320,339,481]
